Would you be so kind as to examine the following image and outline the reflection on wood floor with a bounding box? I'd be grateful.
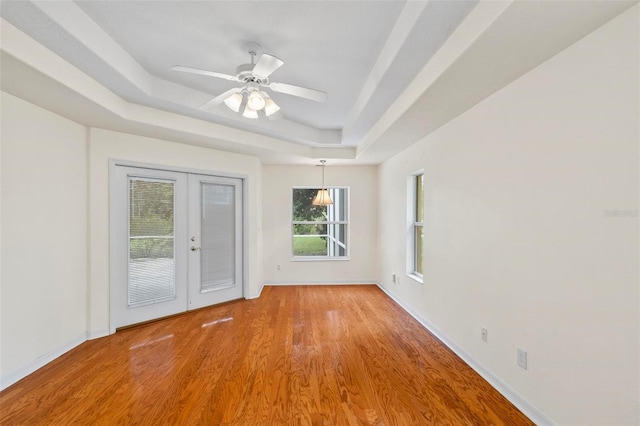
[0,285,533,425]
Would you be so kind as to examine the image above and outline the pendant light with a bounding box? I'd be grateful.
[312,160,333,206]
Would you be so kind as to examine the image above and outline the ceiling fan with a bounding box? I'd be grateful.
[172,42,327,120]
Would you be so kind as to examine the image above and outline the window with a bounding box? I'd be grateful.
[292,187,348,259]
[409,173,424,279]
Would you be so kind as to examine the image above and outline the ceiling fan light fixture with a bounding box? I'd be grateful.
[242,105,259,119]
[264,96,280,117]
[223,92,243,112]
[247,90,266,111]
[173,43,327,120]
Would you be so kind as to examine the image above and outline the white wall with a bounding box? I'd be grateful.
[262,165,377,284]
[378,6,639,425]
[0,97,264,385]
[88,128,263,335]
[1,92,88,387]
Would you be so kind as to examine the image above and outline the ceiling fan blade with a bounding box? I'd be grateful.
[172,65,238,82]
[268,82,327,103]
[200,87,242,110]
[252,54,284,78]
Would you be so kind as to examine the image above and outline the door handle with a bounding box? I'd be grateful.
[190,246,201,252]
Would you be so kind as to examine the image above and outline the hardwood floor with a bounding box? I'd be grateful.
[0,285,533,425]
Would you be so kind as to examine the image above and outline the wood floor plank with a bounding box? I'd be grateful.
[0,285,533,425]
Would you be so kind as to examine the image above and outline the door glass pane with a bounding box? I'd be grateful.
[201,183,235,291]
[128,178,176,306]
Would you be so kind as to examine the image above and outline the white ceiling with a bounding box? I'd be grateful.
[0,0,636,164]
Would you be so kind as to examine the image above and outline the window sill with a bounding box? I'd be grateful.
[406,273,423,285]
[291,256,350,262]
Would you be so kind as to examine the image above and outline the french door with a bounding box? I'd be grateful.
[188,174,243,310]
[111,165,244,330]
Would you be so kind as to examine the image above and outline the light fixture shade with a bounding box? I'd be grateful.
[312,189,333,205]
[242,105,258,119]
[264,97,280,117]
[223,93,243,112]
[247,90,266,111]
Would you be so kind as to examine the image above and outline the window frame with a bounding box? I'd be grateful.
[291,186,350,261]
[406,172,424,283]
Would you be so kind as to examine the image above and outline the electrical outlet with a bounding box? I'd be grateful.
[517,348,528,369]
[392,273,396,283]
[277,264,281,271]
[481,327,488,342]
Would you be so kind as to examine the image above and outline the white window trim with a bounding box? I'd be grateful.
[406,171,424,284]
[291,186,350,261]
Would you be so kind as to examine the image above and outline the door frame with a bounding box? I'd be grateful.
[108,159,249,334]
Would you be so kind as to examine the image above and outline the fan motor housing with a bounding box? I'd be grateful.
[236,63,267,85]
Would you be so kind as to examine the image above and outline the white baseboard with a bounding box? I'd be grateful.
[247,281,265,299]
[87,329,110,340]
[264,280,377,286]
[375,283,554,426]
[0,331,87,391]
